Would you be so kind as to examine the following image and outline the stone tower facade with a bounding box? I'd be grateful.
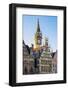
[34,20,42,50]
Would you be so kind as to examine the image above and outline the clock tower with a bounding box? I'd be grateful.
[34,20,42,50]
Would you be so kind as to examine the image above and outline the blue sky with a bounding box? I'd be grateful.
[22,15,57,52]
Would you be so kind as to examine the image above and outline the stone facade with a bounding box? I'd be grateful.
[52,51,57,73]
[39,39,52,74]
[23,41,35,74]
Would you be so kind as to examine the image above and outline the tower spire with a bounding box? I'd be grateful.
[34,19,42,49]
[37,19,40,32]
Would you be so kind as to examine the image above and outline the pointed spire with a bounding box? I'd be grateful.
[37,19,40,32]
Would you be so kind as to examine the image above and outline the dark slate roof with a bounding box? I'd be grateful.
[26,45,30,54]
[51,52,55,58]
[23,40,30,54]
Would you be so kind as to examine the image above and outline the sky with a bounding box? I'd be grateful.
[22,15,57,52]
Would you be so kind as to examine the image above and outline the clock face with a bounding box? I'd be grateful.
[38,39,41,44]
